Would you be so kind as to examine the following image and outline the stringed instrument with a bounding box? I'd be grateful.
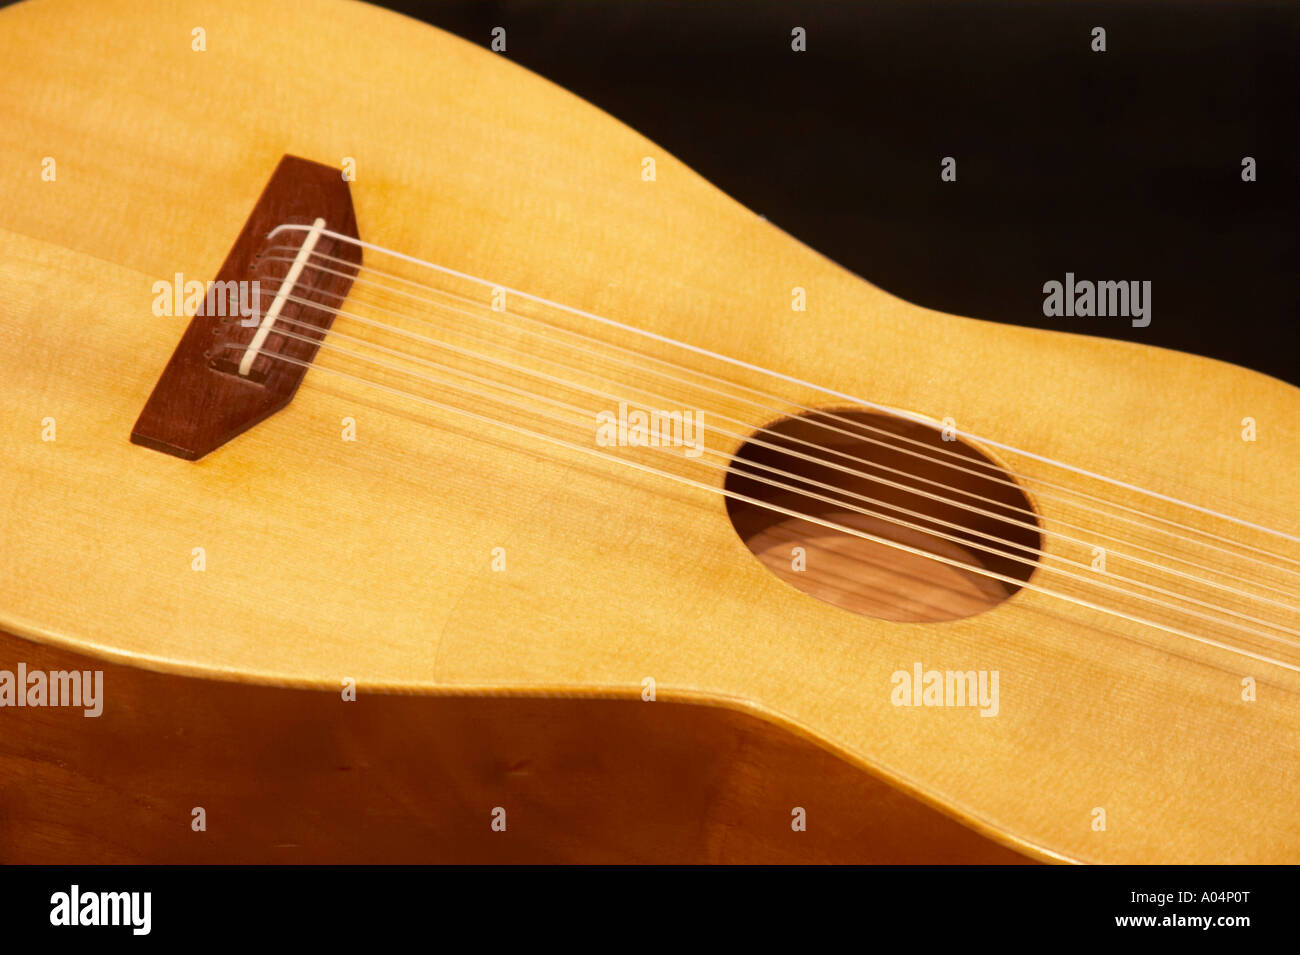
[1,0,1296,864]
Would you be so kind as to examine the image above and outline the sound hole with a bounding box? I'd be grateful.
[723,410,1042,623]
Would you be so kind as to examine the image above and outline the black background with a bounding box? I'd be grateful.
[380,0,1298,385]
[3,863,1286,941]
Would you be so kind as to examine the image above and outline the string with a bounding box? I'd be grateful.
[251,242,1300,621]
[251,260,1300,608]
[239,296,1300,636]
[213,335,1300,677]
[254,247,1300,608]
[265,224,1300,551]
[260,245,1300,588]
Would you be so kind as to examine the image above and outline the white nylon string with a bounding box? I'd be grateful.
[260,243,1300,584]
[266,224,1300,546]
[253,252,1300,607]
[249,293,1300,638]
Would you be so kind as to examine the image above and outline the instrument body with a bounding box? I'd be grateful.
[1,0,1296,863]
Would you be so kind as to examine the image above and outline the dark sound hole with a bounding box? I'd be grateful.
[723,410,1042,622]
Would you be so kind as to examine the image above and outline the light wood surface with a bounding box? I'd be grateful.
[0,0,1296,863]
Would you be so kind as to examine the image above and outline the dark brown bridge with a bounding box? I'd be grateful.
[131,155,361,460]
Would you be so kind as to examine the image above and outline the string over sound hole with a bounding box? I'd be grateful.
[723,410,1042,623]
